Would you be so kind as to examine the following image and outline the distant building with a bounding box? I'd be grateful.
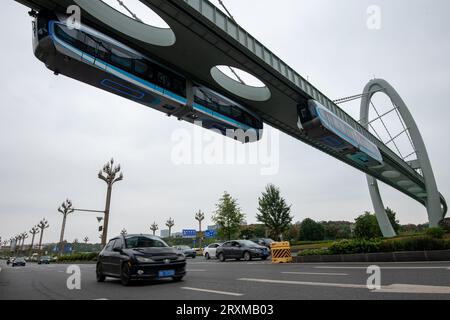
[173,232,183,238]
[160,229,170,238]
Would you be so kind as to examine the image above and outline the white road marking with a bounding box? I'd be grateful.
[316,266,450,270]
[186,269,206,272]
[238,278,450,295]
[238,278,367,289]
[374,284,450,294]
[282,272,349,276]
[181,287,243,296]
[93,298,109,300]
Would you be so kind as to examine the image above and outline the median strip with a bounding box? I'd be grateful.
[181,287,243,296]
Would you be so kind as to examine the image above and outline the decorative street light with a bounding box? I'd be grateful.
[150,222,159,236]
[166,218,175,238]
[15,234,22,255]
[20,232,29,252]
[37,219,50,252]
[98,158,123,246]
[120,229,127,236]
[83,236,89,244]
[195,210,205,249]
[58,199,74,255]
[29,226,40,256]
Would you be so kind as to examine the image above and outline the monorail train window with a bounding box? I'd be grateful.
[54,24,85,51]
[156,71,171,89]
[134,59,148,74]
[110,47,132,70]
[84,34,98,57]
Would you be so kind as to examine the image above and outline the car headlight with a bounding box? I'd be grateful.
[136,256,155,263]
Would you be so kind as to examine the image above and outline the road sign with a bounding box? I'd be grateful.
[182,229,197,238]
[204,230,217,238]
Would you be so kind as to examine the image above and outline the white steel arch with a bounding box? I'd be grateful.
[360,79,444,237]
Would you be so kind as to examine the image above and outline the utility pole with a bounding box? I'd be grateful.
[195,210,205,249]
[98,158,123,246]
[58,199,74,255]
[150,222,158,236]
[29,226,39,256]
[37,219,50,253]
[166,218,175,238]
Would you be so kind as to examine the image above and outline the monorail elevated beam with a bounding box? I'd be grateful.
[15,0,447,224]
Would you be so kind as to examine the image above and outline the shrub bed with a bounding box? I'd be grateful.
[57,252,98,262]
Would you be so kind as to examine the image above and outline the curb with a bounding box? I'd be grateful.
[294,249,450,263]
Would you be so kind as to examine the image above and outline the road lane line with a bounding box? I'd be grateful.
[282,272,349,276]
[181,287,243,296]
[238,278,367,289]
[315,266,450,270]
[186,269,206,272]
[375,284,450,294]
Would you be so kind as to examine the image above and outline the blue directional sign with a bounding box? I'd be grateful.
[64,244,73,254]
[182,229,197,238]
[204,230,217,238]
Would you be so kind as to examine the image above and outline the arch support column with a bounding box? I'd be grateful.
[360,79,443,236]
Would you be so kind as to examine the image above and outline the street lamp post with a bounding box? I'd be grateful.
[20,232,28,253]
[83,237,89,244]
[29,226,40,256]
[15,235,22,255]
[58,199,74,255]
[166,218,175,238]
[37,219,50,253]
[195,210,205,249]
[150,222,158,236]
[98,159,123,246]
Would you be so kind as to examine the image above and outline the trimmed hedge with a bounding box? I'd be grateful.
[57,252,98,262]
[300,237,450,256]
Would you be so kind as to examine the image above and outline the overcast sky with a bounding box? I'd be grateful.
[1,0,449,244]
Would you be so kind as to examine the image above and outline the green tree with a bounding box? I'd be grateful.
[213,192,245,240]
[385,207,401,234]
[298,218,325,241]
[354,212,382,239]
[323,221,352,240]
[256,184,293,241]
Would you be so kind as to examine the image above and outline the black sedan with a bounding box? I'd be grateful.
[216,240,270,262]
[12,257,26,267]
[96,234,186,286]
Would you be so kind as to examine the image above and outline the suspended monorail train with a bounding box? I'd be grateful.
[31,12,263,142]
[297,100,383,167]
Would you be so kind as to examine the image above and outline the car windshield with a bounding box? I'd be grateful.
[238,240,259,247]
[41,256,50,259]
[125,235,168,248]
[16,258,25,262]
[178,246,191,250]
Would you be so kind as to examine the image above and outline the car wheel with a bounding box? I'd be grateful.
[172,276,184,282]
[120,263,131,286]
[205,253,210,260]
[262,256,268,261]
[96,263,106,283]
[243,251,252,261]
[218,253,225,262]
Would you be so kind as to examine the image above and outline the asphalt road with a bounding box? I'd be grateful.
[1,259,450,300]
